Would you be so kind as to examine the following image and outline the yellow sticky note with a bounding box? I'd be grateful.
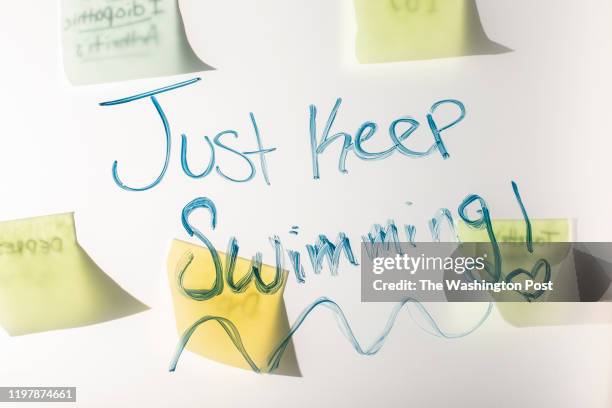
[0,213,148,336]
[167,239,300,375]
[61,0,212,85]
[354,0,510,63]
[458,219,572,243]
[459,218,573,270]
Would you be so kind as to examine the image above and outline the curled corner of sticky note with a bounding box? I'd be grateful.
[353,0,511,63]
[0,213,148,336]
[61,0,214,86]
[177,0,216,70]
[167,239,301,376]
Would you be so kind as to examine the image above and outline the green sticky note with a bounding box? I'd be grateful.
[456,219,574,301]
[458,219,573,268]
[61,0,212,85]
[458,219,573,244]
[354,0,510,63]
[0,213,148,336]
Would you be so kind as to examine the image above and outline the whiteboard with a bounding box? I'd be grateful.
[0,0,611,407]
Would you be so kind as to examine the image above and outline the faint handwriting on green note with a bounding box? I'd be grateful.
[0,213,148,336]
[61,0,212,85]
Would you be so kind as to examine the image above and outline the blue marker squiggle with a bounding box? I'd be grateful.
[307,234,359,275]
[181,134,215,179]
[429,208,458,242]
[169,297,493,372]
[180,197,224,300]
[112,96,171,192]
[405,224,417,247]
[101,77,201,192]
[310,99,466,179]
[362,221,403,259]
[458,194,501,283]
[427,99,466,159]
[99,78,201,106]
[511,181,533,253]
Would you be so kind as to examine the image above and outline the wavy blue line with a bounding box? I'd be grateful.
[169,297,493,372]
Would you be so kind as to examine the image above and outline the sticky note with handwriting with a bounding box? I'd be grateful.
[167,239,300,376]
[61,0,212,85]
[458,218,573,244]
[455,219,609,326]
[353,0,510,63]
[458,218,574,268]
[0,213,148,336]
[458,219,574,301]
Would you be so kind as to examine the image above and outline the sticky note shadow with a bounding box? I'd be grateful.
[354,0,511,63]
[449,219,612,327]
[0,213,148,336]
[61,0,214,85]
[496,248,612,328]
[167,239,301,377]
